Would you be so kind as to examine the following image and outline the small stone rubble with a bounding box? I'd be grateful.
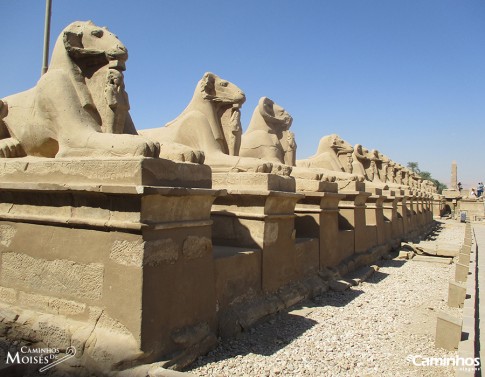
[188,220,464,377]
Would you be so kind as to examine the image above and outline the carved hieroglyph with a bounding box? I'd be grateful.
[0,21,159,158]
[296,134,363,181]
[141,73,273,173]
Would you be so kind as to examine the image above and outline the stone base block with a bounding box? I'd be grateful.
[337,181,365,192]
[365,187,383,195]
[0,159,222,373]
[458,253,471,265]
[435,311,462,350]
[295,238,319,277]
[455,263,470,282]
[212,172,295,192]
[0,157,211,188]
[213,245,261,309]
[295,179,338,193]
[448,281,466,308]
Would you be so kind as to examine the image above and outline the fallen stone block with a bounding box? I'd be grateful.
[435,311,462,351]
[448,281,466,308]
[435,247,459,257]
[397,250,414,260]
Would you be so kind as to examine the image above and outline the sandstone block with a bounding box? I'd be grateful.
[435,311,462,350]
[455,262,469,282]
[448,281,466,308]
[1,252,104,301]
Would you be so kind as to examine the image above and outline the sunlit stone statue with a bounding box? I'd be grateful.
[296,134,363,181]
[141,72,273,173]
[376,152,390,183]
[240,97,294,165]
[239,96,329,180]
[0,21,159,158]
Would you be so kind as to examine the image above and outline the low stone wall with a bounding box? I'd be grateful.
[0,163,436,375]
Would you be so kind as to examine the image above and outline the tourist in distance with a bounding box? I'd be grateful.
[477,182,484,198]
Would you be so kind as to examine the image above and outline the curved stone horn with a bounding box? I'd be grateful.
[63,24,105,60]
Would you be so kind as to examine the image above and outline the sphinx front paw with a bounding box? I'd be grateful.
[0,137,25,158]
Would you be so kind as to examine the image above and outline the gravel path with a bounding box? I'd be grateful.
[187,220,465,377]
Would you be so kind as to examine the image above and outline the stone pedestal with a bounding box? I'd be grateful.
[212,172,295,192]
[405,191,417,236]
[382,190,399,246]
[365,191,386,247]
[0,157,212,188]
[338,188,371,255]
[0,158,221,368]
[415,194,424,229]
[395,194,407,239]
[294,189,347,269]
[211,173,303,293]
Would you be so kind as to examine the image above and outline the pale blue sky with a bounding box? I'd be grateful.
[1,1,484,186]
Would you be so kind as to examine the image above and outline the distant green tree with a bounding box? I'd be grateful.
[407,161,420,174]
[406,162,447,194]
[419,171,432,180]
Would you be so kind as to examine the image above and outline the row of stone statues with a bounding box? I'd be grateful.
[0,21,437,194]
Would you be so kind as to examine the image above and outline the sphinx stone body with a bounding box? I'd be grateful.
[141,73,273,173]
[297,134,363,181]
[0,21,159,158]
[239,97,294,165]
[239,97,328,179]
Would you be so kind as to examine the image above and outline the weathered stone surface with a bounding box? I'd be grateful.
[110,239,145,267]
[182,236,211,260]
[0,224,15,247]
[214,246,261,309]
[18,291,86,316]
[37,317,72,349]
[212,172,295,192]
[1,252,104,300]
[110,238,181,267]
[144,239,180,266]
[0,158,212,188]
[0,286,17,304]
